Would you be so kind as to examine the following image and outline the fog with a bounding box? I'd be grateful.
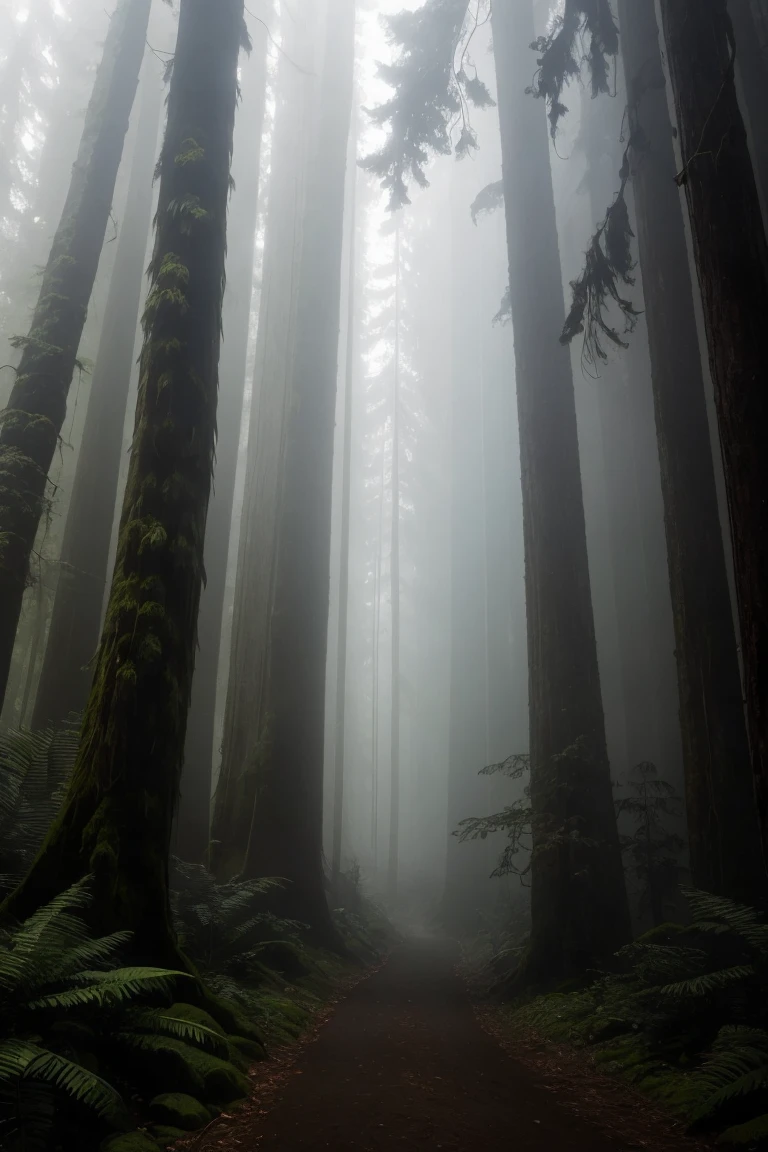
[1,1,767,1146]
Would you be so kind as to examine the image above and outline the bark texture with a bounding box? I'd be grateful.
[493,0,630,979]
[175,16,270,864]
[617,0,765,901]
[0,0,152,707]
[31,52,163,732]
[3,0,244,960]
[655,0,768,880]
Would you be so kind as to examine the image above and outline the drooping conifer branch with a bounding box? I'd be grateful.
[528,0,619,139]
[469,178,503,224]
[561,137,640,368]
[361,0,498,209]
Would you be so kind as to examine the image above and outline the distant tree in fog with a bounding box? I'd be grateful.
[0,0,152,709]
[31,49,164,733]
[365,0,631,979]
[234,0,355,945]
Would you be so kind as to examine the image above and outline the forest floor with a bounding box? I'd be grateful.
[172,935,714,1152]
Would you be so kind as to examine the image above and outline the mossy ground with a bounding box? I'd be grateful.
[108,899,393,1151]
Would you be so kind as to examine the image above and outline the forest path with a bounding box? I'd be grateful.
[214,936,632,1151]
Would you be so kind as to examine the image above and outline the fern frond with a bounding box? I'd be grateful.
[28,967,188,1010]
[120,1010,227,1053]
[660,966,755,999]
[0,1040,126,1121]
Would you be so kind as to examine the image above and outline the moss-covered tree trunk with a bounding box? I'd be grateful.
[616,0,765,902]
[3,0,244,963]
[31,52,163,732]
[175,15,270,864]
[0,0,152,709]
[656,0,768,878]
[493,0,631,981]
[240,0,356,943]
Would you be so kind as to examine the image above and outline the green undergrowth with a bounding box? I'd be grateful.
[478,891,768,1149]
[0,727,393,1150]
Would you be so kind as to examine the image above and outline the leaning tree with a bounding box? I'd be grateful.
[3,0,246,967]
[0,0,152,706]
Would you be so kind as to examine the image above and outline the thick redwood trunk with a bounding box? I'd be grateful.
[655,0,768,881]
[0,0,152,708]
[493,0,630,979]
[616,0,765,901]
[174,18,270,864]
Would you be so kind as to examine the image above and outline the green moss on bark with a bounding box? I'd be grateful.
[1,0,245,981]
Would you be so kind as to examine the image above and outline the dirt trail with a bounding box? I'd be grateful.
[200,936,656,1150]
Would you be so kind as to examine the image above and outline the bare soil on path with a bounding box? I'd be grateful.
[184,937,709,1151]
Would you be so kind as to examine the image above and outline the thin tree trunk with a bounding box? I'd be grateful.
[387,224,401,905]
[637,0,768,891]
[580,84,668,778]
[3,0,244,962]
[0,0,152,708]
[492,0,630,980]
[331,132,359,888]
[241,0,355,944]
[371,454,385,870]
[443,164,493,933]
[31,51,163,732]
[174,16,270,864]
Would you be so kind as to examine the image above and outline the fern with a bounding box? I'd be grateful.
[170,857,302,979]
[694,1027,768,1118]
[0,724,77,895]
[661,967,756,1000]
[0,880,199,1144]
[0,1039,126,1120]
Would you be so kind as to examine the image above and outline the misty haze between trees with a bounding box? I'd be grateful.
[0,0,767,1149]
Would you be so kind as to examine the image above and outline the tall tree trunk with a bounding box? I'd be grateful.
[580,81,682,793]
[174,15,270,864]
[492,0,630,980]
[387,224,401,905]
[3,0,244,961]
[728,0,768,214]
[31,51,163,732]
[645,0,768,889]
[0,0,152,708]
[617,0,740,894]
[210,7,319,879]
[443,163,496,933]
[331,132,359,888]
[240,0,355,943]
[371,453,385,871]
